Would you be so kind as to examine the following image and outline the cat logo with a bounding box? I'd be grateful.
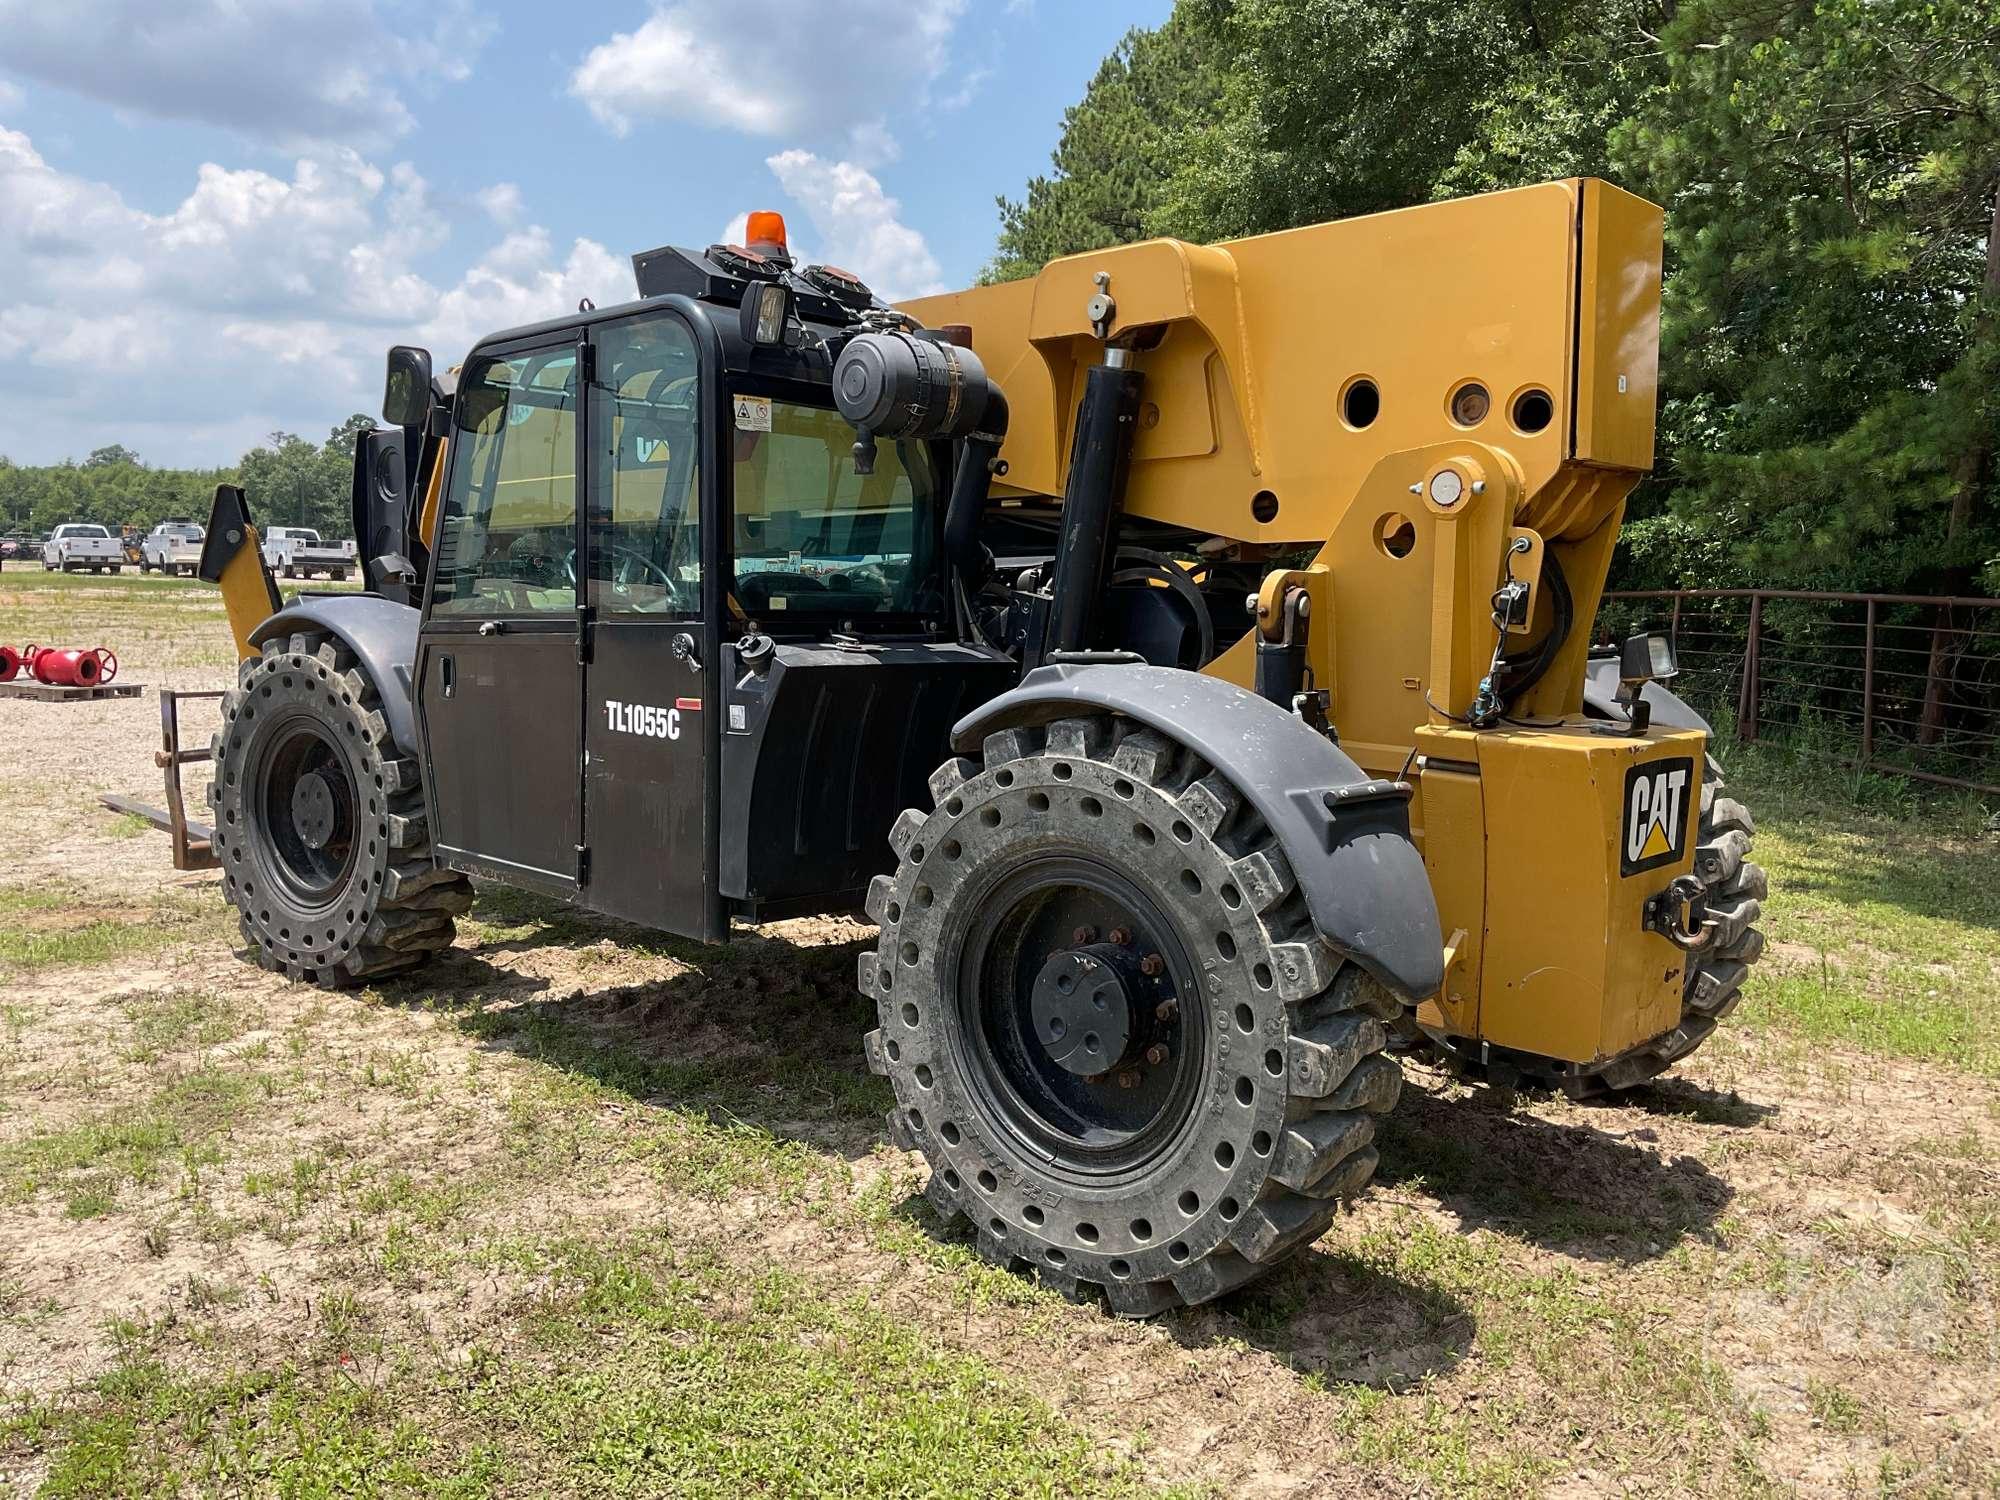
[1621,757,1694,876]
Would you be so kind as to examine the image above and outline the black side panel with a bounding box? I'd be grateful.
[418,630,582,893]
[248,596,421,757]
[583,620,711,937]
[954,663,1445,1001]
[719,642,1017,911]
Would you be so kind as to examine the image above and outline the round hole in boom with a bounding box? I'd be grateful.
[1449,381,1491,427]
[1250,490,1280,525]
[1340,376,1380,429]
[1511,387,1555,434]
[1375,512,1417,560]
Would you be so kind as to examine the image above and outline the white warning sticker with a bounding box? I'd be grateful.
[734,395,772,432]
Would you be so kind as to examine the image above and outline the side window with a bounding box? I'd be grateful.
[587,312,701,614]
[431,346,578,615]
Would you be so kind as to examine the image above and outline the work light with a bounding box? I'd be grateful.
[1619,632,1678,687]
[744,280,790,346]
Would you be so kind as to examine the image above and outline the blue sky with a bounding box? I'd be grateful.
[0,0,1171,467]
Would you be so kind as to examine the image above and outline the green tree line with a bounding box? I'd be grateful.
[989,0,2000,600]
[0,417,373,542]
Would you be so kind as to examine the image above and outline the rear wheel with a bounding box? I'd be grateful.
[209,631,472,987]
[864,716,1402,1315]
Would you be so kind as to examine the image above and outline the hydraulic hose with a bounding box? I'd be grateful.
[1498,548,1574,705]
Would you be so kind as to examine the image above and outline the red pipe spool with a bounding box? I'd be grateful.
[0,645,19,682]
[27,647,104,688]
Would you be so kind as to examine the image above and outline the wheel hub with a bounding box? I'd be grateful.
[1030,944,1142,1077]
[290,770,337,851]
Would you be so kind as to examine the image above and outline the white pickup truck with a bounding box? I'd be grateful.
[42,524,124,573]
[140,520,206,575]
[262,526,356,581]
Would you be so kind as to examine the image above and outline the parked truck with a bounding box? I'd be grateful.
[42,524,123,573]
[140,521,206,576]
[261,526,356,580]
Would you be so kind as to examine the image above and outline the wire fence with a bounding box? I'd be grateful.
[1597,590,2000,797]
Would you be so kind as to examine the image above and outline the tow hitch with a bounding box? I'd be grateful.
[1643,873,1713,951]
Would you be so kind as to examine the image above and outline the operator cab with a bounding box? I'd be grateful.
[369,213,1014,942]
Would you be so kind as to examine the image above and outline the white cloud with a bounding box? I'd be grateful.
[0,79,23,114]
[0,126,627,465]
[475,182,525,226]
[571,0,963,155]
[0,1,491,150]
[764,150,944,300]
[417,229,632,360]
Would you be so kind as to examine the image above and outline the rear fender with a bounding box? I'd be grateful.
[1583,653,1714,736]
[953,663,1445,1001]
[248,595,422,760]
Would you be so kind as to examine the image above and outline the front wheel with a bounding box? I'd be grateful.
[864,715,1402,1315]
[209,631,472,987]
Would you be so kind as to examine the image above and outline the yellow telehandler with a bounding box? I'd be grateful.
[196,180,1764,1313]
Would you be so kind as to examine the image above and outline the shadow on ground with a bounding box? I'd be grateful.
[379,884,891,1160]
[367,883,1759,1387]
[1373,1074,1744,1264]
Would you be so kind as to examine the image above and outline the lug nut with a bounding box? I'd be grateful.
[1139,953,1165,978]
[1073,926,1098,945]
[1107,927,1133,947]
[1154,999,1179,1023]
[1116,1069,1141,1089]
[1144,1044,1169,1066]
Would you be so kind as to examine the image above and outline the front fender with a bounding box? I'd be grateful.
[248,595,422,759]
[954,663,1445,1001]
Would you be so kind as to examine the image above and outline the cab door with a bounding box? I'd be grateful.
[577,307,722,938]
[417,335,586,895]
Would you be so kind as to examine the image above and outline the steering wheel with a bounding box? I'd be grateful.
[562,544,676,597]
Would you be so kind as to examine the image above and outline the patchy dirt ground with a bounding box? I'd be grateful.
[0,573,1996,1497]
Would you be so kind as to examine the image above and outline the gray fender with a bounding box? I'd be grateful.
[953,663,1445,1001]
[1582,655,1713,736]
[248,595,422,759]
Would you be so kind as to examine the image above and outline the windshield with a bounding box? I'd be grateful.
[730,398,938,619]
[64,526,108,538]
[161,524,202,539]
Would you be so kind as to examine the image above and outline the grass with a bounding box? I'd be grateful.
[0,563,361,672]
[0,575,1997,1494]
[0,884,232,978]
[6,1252,1170,1499]
[1716,744,2000,1074]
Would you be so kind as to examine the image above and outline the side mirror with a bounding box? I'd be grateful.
[383,345,434,427]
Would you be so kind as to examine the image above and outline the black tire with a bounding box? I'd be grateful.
[209,630,471,987]
[863,715,1403,1316]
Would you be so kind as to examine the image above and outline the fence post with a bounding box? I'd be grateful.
[1862,599,1876,764]
[1737,593,1763,743]
[1670,592,1682,655]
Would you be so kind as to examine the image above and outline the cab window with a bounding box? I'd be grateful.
[586,312,701,614]
[431,346,578,615]
[730,399,938,619]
